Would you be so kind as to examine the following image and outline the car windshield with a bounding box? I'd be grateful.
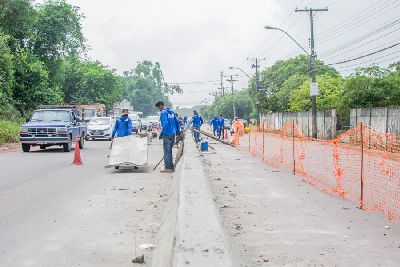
[89,118,110,125]
[31,110,71,122]
[84,109,96,117]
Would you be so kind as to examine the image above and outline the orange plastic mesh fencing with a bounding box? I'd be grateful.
[235,120,400,223]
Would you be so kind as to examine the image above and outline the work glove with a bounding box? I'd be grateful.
[159,133,163,140]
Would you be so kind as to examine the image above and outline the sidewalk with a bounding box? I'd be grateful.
[200,142,400,266]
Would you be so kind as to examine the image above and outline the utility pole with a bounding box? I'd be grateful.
[219,71,225,96]
[248,57,265,126]
[295,7,328,139]
[226,74,239,118]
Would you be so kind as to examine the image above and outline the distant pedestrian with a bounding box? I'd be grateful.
[191,110,204,143]
[211,115,219,136]
[112,109,132,138]
[218,114,225,139]
[155,101,181,173]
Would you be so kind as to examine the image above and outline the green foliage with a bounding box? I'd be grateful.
[289,75,345,112]
[0,120,21,143]
[62,57,124,108]
[210,90,253,120]
[12,49,63,114]
[0,0,37,50]
[124,61,181,116]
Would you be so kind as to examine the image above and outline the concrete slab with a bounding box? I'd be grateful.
[152,137,234,267]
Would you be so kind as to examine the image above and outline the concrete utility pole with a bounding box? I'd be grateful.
[226,74,239,118]
[219,71,225,96]
[248,57,265,126]
[295,7,328,139]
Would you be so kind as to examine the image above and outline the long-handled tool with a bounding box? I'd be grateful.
[153,157,164,171]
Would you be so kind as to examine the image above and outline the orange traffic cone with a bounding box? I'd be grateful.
[73,137,83,165]
[224,129,228,140]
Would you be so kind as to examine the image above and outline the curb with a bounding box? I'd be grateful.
[152,136,234,267]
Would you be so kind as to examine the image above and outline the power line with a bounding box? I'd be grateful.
[327,42,400,65]
[320,18,400,58]
[318,0,394,40]
[337,53,400,74]
[319,0,400,44]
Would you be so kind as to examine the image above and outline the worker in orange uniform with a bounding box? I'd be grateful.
[231,117,245,146]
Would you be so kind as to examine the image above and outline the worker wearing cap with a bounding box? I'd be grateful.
[192,110,204,143]
[155,101,181,173]
[112,109,132,138]
[211,115,219,136]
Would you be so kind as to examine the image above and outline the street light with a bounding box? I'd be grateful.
[229,66,252,79]
[264,26,310,56]
[264,25,318,138]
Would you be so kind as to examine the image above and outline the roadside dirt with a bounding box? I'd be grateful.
[0,143,20,153]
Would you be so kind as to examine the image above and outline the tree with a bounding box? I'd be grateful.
[13,49,63,114]
[289,75,345,112]
[0,33,17,118]
[0,0,37,51]
[253,55,338,113]
[33,0,85,86]
[62,57,124,108]
[210,90,253,120]
[124,60,181,116]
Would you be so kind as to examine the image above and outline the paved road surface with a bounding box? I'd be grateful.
[0,140,172,267]
[201,141,400,266]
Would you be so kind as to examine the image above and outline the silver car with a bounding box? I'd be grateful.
[87,117,114,141]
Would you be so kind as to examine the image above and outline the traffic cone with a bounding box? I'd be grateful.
[224,129,228,140]
[73,137,83,165]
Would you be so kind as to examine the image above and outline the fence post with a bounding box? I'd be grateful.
[248,126,251,153]
[360,122,364,210]
[292,120,296,175]
[262,120,265,162]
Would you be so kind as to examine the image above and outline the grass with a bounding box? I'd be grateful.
[0,120,21,144]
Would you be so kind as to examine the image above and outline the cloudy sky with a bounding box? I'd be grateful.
[62,0,400,107]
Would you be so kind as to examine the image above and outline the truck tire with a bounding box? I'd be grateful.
[22,144,30,152]
[79,134,85,149]
[63,137,72,152]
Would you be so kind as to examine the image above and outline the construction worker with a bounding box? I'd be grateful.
[232,117,245,145]
[211,115,219,136]
[183,115,188,125]
[155,101,181,173]
[218,114,225,139]
[112,109,132,138]
[192,110,203,143]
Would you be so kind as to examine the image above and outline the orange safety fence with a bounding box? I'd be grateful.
[235,120,400,223]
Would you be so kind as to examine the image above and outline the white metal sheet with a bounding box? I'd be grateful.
[106,135,148,168]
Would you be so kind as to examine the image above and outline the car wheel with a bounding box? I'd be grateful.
[115,166,120,170]
[63,137,72,152]
[22,144,30,152]
[85,136,89,141]
[79,134,85,149]
[40,145,46,150]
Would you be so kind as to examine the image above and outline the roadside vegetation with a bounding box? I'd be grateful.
[204,55,400,127]
[0,0,181,143]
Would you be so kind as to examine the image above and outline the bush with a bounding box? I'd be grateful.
[0,120,21,143]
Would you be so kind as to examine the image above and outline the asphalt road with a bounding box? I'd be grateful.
[0,139,173,267]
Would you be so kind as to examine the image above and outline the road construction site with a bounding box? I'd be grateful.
[1,132,400,267]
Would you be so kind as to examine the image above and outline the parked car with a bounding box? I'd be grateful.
[83,108,97,122]
[87,117,114,141]
[128,114,142,133]
[20,106,87,152]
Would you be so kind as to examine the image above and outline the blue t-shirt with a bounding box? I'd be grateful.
[160,108,180,136]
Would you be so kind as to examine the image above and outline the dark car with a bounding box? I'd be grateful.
[20,106,87,152]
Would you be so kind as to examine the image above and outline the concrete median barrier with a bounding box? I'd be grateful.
[152,136,234,267]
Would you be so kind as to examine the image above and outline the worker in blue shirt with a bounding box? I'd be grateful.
[211,115,219,136]
[112,109,132,138]
[191,110,204,143]
[218,114,225,139]
[155,101,181,173]
[183,116,188,125]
